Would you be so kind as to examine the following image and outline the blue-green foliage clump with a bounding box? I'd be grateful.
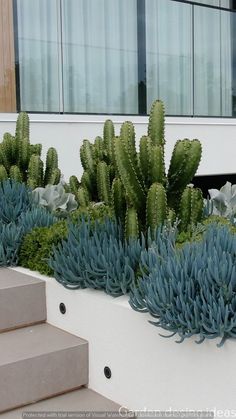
[0,180,56,266]
[0,180,32,223]
[49,218,145,296]
[130,224,236,346]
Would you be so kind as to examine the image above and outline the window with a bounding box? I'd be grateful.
[61,0,138,114]
[0,0,234,116]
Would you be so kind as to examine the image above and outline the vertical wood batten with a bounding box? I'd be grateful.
[0,0,16,112]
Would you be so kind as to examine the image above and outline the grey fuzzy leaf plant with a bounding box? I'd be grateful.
[206,181,236,219]
[32,183,78,213]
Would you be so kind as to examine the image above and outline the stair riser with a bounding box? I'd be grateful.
[0,282,46,332]
[0,344,88,412]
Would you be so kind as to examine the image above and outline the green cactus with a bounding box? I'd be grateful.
[94,136,104,161]
[30,143,42,156]
[69,175,80,196]
[81,171,93,196]
[139,135,152,186]
[103,119,115,164]
[9,165,23,182]
[0,165,8,181]
[125,207,139,240]
[15,112,29,143]
[0,143,10,172]
[167,139,202,208]
[28,155,44,188]
[18,138,29,172]
[47,168,61,185]
[2,133,14,165]
[146,183,167,235]
[112,178,127,224]
[114,136,146,212]
[149,145,165,185]
[120,121,136,159]
[148,100,165,146]
[77,186,90,207]
[76,100,202,238]
[44,147,59,185]
[0,112,61,188]
[179,187,203,231]
[97,161,111,205]
[80,140,95,175]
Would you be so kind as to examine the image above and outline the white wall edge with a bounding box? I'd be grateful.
[1,112,236,126]
[11,266,236,413]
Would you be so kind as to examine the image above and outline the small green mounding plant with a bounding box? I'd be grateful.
[32,183,78,213]
[48,218,145,296]
[130,224,236,347]
[19,221,68,276]
[0,112,61,188]
[69,202,114,224]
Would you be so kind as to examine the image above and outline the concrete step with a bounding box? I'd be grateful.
[0,388,123,418]
[0,323,88,413]
[0,268,46,332]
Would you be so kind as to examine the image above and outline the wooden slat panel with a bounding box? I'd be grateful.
[0,0,16,112]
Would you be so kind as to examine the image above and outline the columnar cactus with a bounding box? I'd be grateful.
[179,187,203,232]
[0,112,61,188]
[75,99,203,238]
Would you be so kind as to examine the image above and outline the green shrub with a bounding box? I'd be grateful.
[19,221,67,275]
[69,203,114,224]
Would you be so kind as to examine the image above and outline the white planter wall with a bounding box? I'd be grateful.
[0,113,236,181]
[13,267,236,413]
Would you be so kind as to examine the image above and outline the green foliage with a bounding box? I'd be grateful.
[0,112,61,187]
[19,221,68,275]
[130,224,236,347]
[70,203,114,224]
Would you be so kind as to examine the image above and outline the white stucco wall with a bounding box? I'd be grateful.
[12,266,236,414]
[0,113,235,181]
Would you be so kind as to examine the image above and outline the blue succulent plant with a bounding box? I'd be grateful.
[0,180,57,266]
[129,224,236,346]
[49,217,145,296]
[0,179,33,223]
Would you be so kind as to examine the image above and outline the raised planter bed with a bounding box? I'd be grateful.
[11,266,236,413]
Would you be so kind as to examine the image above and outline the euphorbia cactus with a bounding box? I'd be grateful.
[75,99,203,238]
[0,112,61,188]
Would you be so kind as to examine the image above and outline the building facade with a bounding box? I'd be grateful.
[0,0,235,182]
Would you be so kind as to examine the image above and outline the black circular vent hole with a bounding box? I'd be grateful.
[104,366,112,379]
[59,302,66,314]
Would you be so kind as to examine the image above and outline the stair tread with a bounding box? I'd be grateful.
[0,389,121,418]
[0,323,87,366]
[0,268,44,289]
